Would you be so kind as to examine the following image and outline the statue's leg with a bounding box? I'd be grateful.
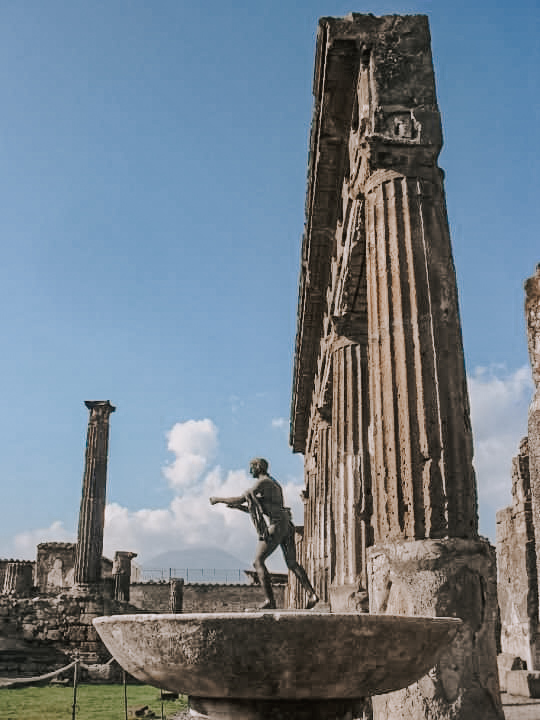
[281,526,319,609]
[254,535,280,608]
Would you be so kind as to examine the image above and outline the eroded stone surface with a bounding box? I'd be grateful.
[93,611,460,700]
[368,539,503,719]
[497,438,538,670]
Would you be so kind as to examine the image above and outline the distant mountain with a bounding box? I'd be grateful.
[142,547,249,571]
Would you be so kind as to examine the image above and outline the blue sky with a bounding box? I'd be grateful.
[0,0,538,567]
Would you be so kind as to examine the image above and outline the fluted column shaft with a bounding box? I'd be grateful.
[74,401,116,589]
[331,341,371,593]
[366,172,477,542]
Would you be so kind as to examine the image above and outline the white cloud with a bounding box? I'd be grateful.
[163,418,218,490]
[12,520,75,561]
[271,417,288,430]
[469,364,533,536]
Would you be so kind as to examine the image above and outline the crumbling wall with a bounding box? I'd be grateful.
[0,594,138,677]
[129,582,284,613]
[496,438,538,669]
[36,543,76,593]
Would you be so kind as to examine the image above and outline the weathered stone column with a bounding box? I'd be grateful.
[73,400,116,593]
[526,266,540,622]
[2,561,34,596]
[113,551,137,602]
[357,15,501,720]
[169,578,185,612]
[330,340,371,611]
[366,173,477,541]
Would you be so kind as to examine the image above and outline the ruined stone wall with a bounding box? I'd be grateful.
[496,439,538,669]
[0,594,138,677]
[36,543,76,593]
[129,582,285,613]
[34,543,113,594]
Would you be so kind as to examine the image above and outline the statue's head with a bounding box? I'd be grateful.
[249,457,269,477]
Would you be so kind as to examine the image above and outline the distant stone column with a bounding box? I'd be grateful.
[2,561,34,596]
[526,265,540,632]
[169,578,185,612]
[330,340,371,611]
[73,401,116,593]
[113,551,137,602]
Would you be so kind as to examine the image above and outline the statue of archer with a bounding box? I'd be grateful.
[210,457,319,610]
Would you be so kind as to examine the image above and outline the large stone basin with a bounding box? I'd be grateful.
[93,611,460,701]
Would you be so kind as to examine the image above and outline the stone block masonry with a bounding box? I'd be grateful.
[0,593,139,677]
[129,582,285,613]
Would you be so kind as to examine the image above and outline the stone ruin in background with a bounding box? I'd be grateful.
[497,264,540,695]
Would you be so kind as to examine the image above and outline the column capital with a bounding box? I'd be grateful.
[85,400,116,420]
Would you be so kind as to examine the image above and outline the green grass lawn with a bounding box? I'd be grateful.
[0,683,188,720]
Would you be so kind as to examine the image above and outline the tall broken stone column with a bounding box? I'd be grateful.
[290,13,502,719]
[357,16,501,719]
[73,401,116,594]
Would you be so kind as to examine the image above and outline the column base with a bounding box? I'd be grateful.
[367,538,503,719]
[329,582,369,612]
[189,697,371,720]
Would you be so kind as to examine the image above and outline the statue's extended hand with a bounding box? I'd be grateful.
[209,497,219,505]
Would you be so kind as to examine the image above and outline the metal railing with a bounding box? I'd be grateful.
[137,568,248,584]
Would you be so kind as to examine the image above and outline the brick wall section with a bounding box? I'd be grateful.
[129,582,285,613]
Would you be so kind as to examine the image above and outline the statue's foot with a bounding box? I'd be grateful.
[306,594,319,610]
[258,600,276,610]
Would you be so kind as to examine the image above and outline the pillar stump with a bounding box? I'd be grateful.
[368,540,501,719]
[169,578,185,612]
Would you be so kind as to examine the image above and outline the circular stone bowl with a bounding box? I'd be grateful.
[93,612,461,700]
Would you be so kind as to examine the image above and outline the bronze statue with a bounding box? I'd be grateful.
[210,457,319,609]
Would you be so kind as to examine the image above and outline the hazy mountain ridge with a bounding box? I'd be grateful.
[142,546,249,570]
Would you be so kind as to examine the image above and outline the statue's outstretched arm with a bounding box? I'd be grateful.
[209,495,249,512]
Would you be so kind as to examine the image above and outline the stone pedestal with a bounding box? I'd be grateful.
[367,539,503,719]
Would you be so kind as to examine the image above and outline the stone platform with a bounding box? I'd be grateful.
[502,693,540,720]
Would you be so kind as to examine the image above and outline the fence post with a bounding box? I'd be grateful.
[71,657,78,720]
[123,669,128,720]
